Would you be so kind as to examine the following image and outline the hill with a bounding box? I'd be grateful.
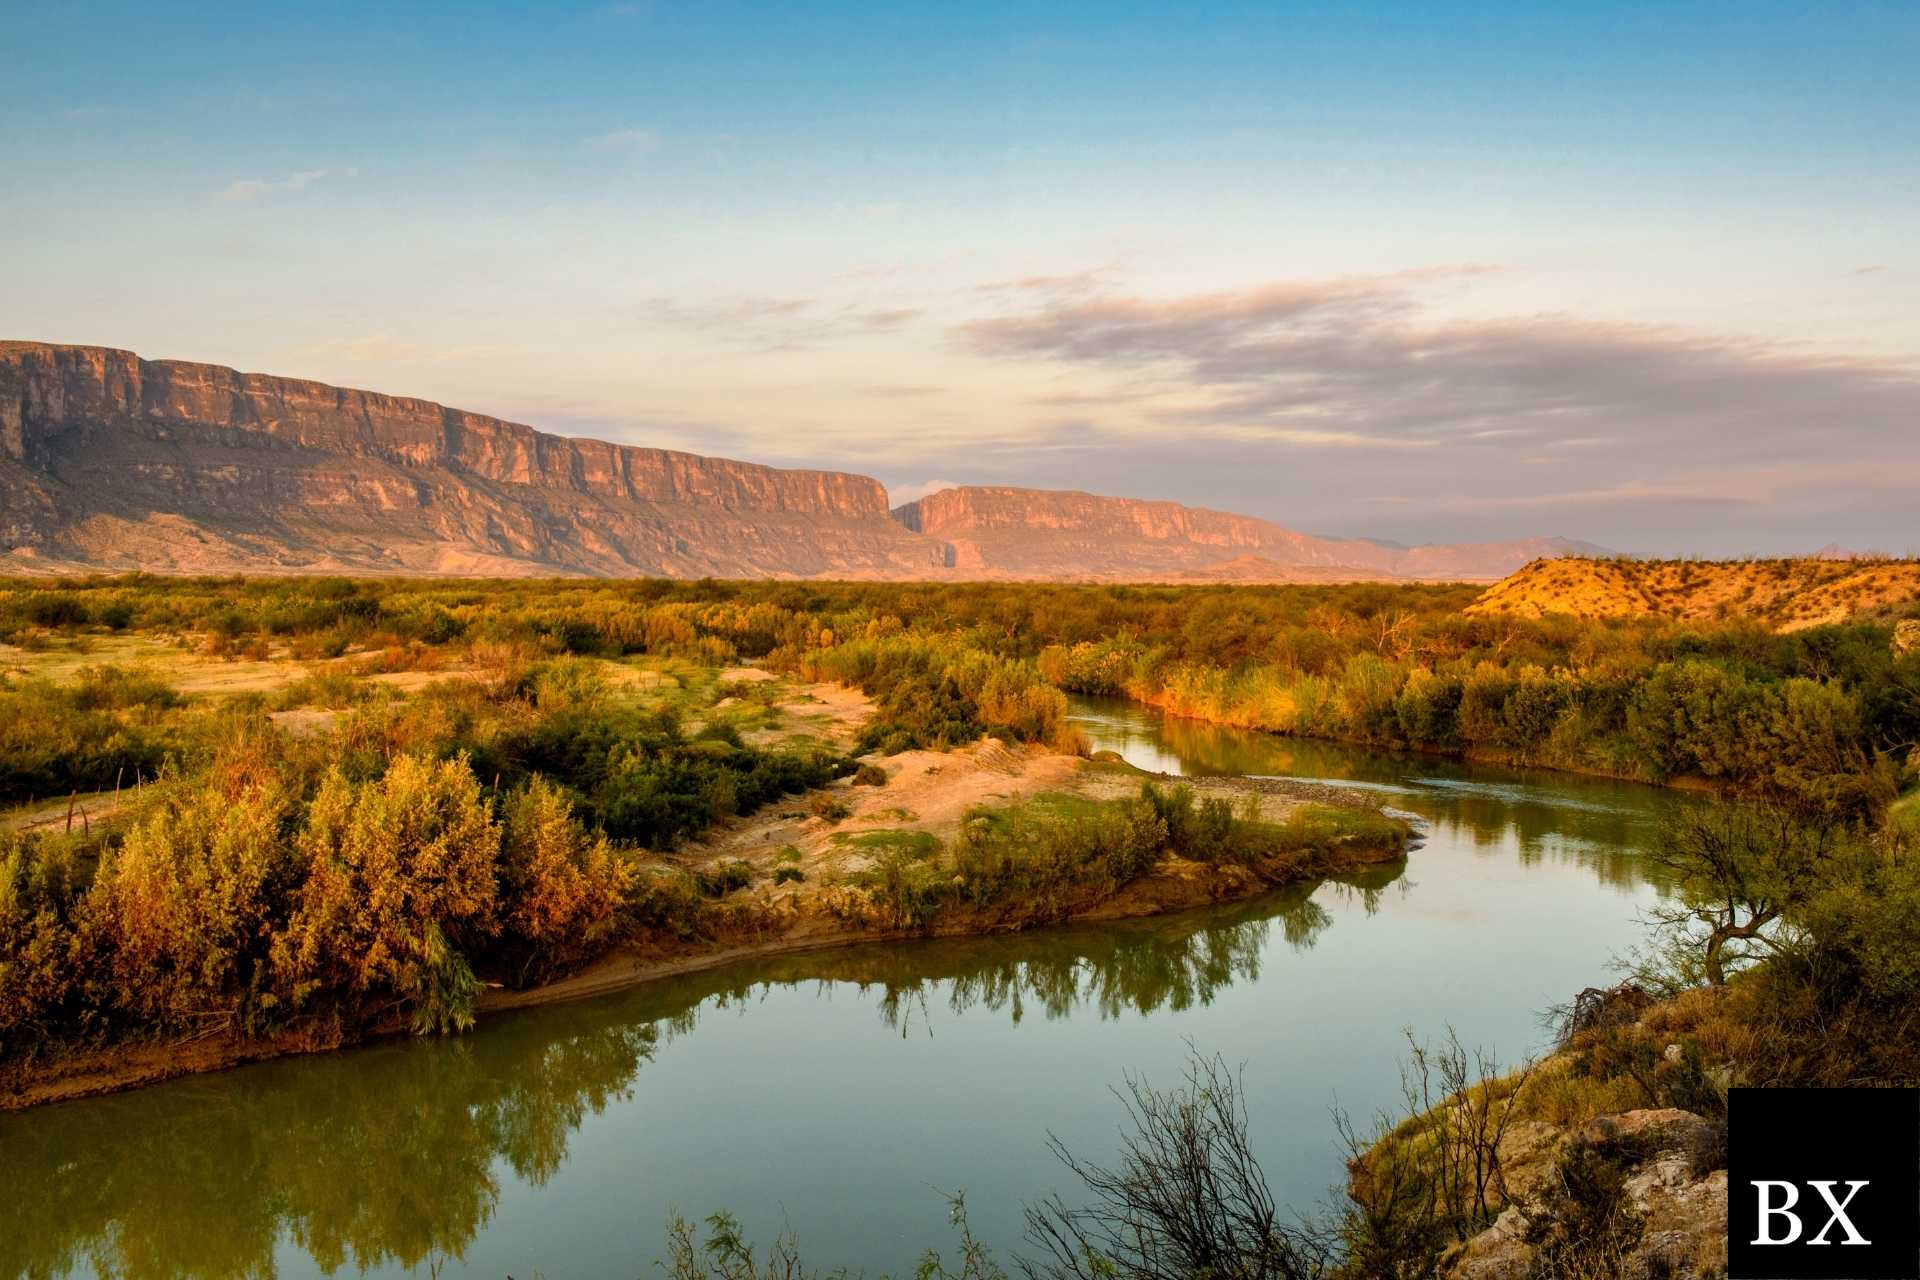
[1467,556,1920,630]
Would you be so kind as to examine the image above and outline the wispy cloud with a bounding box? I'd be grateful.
[644,296,924,346]
[973,267,1117,297]
[650,296,816,329]
[956,270,1920,463]
[587,126,661,153]
[218,168,352,202]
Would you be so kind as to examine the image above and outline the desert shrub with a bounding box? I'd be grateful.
[1140,782,1232,857]
[22,592,90,628]
[83,774,298,1035]
[772,866,804,885]
[494,778,632,986]
[1394,668,1462,747]
[273,755,500,1034]
[851,762,888,786]
[695,860,754,898]
[66,666,182,712]
[950,796,1166,916]
[505,702,848,848]
[0,834,94,1044]
[0,677,176,806]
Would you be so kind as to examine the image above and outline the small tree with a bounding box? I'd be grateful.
[1638,800,1840,990]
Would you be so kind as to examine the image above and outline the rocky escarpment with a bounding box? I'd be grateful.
[893,485,1602,582]
[0,341,1600,582]
[0,342,943,577]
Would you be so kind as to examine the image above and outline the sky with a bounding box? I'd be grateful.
[3,1,1916,556]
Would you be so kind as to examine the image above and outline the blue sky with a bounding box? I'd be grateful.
[4,1,1916,554]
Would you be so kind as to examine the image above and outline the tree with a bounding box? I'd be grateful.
[1639,801,1839,989]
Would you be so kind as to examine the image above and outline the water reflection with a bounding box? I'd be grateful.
[0,1004,672,1280]
[0,868,1394,1280]
[1072,697,1678,891]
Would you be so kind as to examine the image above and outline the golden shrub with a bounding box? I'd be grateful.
[273,755,500,1033]
[497,777,631,986]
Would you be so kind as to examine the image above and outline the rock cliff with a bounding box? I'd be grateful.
[0,342,1597,582]
[0,342,941,577]
[892,486,1602,582]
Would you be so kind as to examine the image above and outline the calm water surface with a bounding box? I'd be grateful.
[1,697,1690,1279]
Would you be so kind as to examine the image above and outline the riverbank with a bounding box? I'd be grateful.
[1,743,1410,1112]
[1101,686,1743,796]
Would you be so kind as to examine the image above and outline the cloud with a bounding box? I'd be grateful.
[973,268,1117,297]
[956,271,1920,466]
[855,307,921,330]
[643,297,923,347]
[218,168,350,202]
[588,127,662,153]
[649,296,816,330]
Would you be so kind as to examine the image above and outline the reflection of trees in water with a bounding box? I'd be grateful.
[0,865,1400,1279]
[1095,699,1682,892]
[815,870,1392,1034]
[0,1005,673,1279]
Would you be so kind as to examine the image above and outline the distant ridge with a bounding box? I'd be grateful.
[2,341,1597,582]
[890,485,1606,582]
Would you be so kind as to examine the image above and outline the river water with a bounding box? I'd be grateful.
[0,697,1689,1279]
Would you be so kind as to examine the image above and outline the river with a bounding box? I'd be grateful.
[0,696,1690,1279]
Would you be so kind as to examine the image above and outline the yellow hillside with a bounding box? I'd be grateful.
[1467,557,1920,631]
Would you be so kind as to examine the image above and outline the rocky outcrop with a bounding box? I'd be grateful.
[892,485,1602,582]
[1445,1107,1727,1280]
[0,342,940,578]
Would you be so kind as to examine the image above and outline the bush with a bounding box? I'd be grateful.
[494,778,631,986]
[273,756,500,1034]
[83,774,296,1034]
[0,834,92,1042]
[695,860,754,897]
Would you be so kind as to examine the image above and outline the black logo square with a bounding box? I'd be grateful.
[1728,1088,1919,1279]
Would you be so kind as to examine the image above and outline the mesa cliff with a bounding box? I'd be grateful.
[1,341,1593,582]
[0,342,940,578]
[891,486,1603,582]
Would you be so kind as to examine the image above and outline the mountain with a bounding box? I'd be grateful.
[891,485,1604,582]
[1466,556,1920,631]
[1,341,1595,582]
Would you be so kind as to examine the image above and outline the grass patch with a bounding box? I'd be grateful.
[833,828,942,861]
